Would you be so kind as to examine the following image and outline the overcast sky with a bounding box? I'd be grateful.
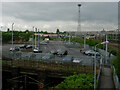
[1,2,118,32]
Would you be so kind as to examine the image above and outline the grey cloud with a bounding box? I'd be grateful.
[2,2,118,32]
[2,2,117,23]
[2,2,78,21]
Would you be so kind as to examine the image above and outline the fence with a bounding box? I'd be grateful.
[96,67,101,88]
[2,59,95,74]
[112,65,120,90]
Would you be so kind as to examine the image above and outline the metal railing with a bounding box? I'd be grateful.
[112,65,120,90]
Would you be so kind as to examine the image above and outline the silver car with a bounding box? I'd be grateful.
[63,55,73,62]
[42,54,54,60]
[40,41,47,45]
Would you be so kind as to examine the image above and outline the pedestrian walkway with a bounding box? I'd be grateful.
[99,66,115,89]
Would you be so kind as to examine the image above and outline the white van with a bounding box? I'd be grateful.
[44,38,49,43]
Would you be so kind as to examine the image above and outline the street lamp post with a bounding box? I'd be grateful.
[32,26,34,50]
[11,23,14,65]
[94,41,109,89]
[105,33,108,64]
[69,33,70,44]
[0,26,2,43]
[84,33,86,49]
[12,23,14,50]
[38,29,39,48]
[94,44,98,89]
[35,28,37,48]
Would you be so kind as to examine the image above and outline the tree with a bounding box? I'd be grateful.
[2,32,12,42]
[7,28,10,32]
[44,31,48,34]
[56,73,94,88]
[112,45,120,80]
[24,30,29,33]
[56,29,60,34]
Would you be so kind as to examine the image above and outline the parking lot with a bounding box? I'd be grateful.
[2,40,96,66]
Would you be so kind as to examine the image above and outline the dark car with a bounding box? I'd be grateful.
[19,44,27,49]
[50,50,57,55]
[26,45,33,49]
[57,49,68,56]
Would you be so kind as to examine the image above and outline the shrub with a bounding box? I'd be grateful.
[56,73,94,88]
[112,45,120,80]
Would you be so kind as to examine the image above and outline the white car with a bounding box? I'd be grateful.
[9,46,20,51]
[33,48,42,53]
[44,38,49,43]
[73,58,82,63]
[85,50,95,56]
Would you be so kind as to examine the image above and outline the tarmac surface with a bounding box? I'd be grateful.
[2,40,98,66]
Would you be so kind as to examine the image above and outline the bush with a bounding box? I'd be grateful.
[112,45,120,80]
[109,49,117,56]
[56,73,94,88]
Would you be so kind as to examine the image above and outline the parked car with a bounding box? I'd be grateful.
[57,49,68,56]
[81,49,88,54]
[96,52,100,56]
[42,54,53,60]
[92,55,102,60]
[50,50,57,55]
[19,44,27,49]
[44,38,49,43]
[96,55,102,60]
[33,48,42,53]
[26,45,33,49]
[85,50,95,56]
[63,55,73,62]
[80,48,84,52]
[40,41,47,45]
[73,58,82,63]
[9,46,20,51]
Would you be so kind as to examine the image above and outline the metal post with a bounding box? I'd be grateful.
[38,29,39,48]
[25,75,26,90]
[32,26,34,49]
[35,28,37,48]
[106,33,107,64]
[94,45,97,89]
[12,23,14,49]
[0,26,2,61]
[69,34,70,44]
[12,23,14,65]
[84,34,86,49]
